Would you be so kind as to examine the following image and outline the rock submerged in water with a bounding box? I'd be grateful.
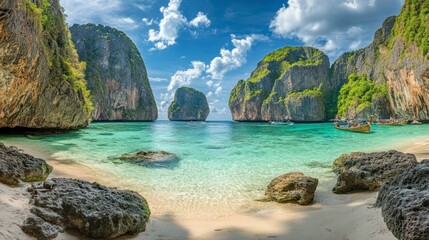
[118,151,179,167]
[24,178,150,239]
[375,160,429,240]
[168,87,210,121]
[265,172,318,205]
[0,143,52,186]
[332,150,417,194]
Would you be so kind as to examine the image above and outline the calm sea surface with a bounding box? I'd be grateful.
[1,121,428,215]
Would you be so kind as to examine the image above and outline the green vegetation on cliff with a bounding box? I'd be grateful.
[70,23,157,121]
[26,0,93,115]
[248,47,326,84]
[337,74,388,117]
[287,85,323,99]
[391,0,429,55]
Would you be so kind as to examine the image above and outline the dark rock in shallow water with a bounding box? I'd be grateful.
[118,151,179,168]
[332,150,417,194]
[265,172,318,205]
[25,178,150,239]
[375,160,429,240]
[0,143,53,186]
[21,215,61,240]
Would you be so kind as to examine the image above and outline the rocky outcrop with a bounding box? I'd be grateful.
[0,143,52,186]
[70,24,157,121]
[229,47,330,122]
[24,178,150,239]
[332,0,429,120]
[118,150,179,167]
[168,87,209,121]
[265,172,318,205]
[22,215,61,240]
[375,160,429,240]
[0,0,93,129]
[332,151,417,194]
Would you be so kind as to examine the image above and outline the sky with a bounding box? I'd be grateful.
[60,0,405,120]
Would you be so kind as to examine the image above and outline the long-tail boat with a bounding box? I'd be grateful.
[334,120,371,133]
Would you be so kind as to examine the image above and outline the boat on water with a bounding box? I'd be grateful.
[334,120,371,133]
[376,119,408,126]
[269,120,294,125]
[411,120,422,125]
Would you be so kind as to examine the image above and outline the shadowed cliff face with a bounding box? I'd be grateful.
[70,24,158,121]
[332,0,429,120]
[229,47,330,122]
[0,0,93,129]
[168,87,209,121]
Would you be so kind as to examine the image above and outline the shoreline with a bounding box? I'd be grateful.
[4,136,428,239]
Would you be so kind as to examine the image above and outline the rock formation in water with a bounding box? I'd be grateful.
[24,178,151,239]
[70,24,158,121]
[168,87,209,121]
[229,47,330,122]
[117,150,179,168]
[265,172,318,205]
[332,151,417,194]
[0,143,52,186]
[375,160,429,240]
[231,0,429,121]
[0,0,93,129]
[332,0,429,120]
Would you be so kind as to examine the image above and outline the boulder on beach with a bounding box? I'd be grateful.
[0,143,52,186]
[22,215,61,240]
[23,178,150,239]
[265,172,318,205]
[375,160,429,240]
[118,150,179,167]
[332,150,417,194]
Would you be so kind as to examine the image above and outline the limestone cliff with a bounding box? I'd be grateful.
[70,24,157,121]
[0,0,93,129]
[332,0,429,120]
[229,47,330,122]
[168,87,209,121]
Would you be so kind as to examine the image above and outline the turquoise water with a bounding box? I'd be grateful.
[1,121,428,216]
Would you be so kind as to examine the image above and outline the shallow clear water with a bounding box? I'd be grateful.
[1,121,428,216]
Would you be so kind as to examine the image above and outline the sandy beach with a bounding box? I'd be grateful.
[2,138,428,240]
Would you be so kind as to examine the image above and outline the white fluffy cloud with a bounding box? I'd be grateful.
[167,61,207,92]
[206,35,255,80]
[270,0,404,58]
[190,12,211,28]
[142,18,155,26]
[148,0,211,50]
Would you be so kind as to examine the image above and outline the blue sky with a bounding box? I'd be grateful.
[60,0,404,120]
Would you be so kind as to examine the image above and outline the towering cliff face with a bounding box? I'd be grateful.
[0,0,93,129]
[332,0,429,120]
[168,87,209,121]
[229,47,330,122]
[70,24,157,121]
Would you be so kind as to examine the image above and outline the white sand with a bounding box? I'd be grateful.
[4,137,427,240]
